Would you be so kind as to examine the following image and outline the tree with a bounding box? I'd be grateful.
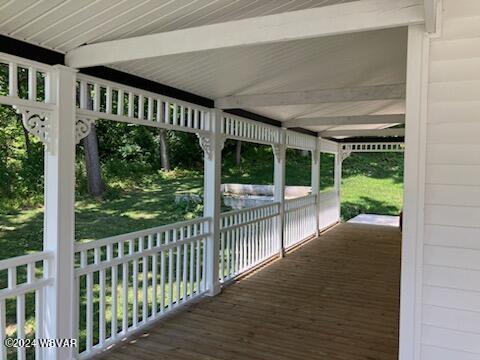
[158,128,170,171]
[15,113,31,157]
[82,124,105,197]
[235,140,242,166]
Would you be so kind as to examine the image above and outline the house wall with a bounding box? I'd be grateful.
[421,1,480,358]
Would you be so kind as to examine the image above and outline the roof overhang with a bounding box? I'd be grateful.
[0,0,436,139]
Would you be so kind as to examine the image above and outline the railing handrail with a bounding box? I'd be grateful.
[0,278,53,301]
[220,213,278,232]
[75,217,211,252]
[75,233,209,276]
[285,193,316,203]
[76,73,211,113]
[0,251,53,271]
[220,202,280,217]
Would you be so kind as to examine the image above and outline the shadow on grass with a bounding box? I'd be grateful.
[342,196,402,222]
[342,153,404,184]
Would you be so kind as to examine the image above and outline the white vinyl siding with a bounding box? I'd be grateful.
[422,0,480,359]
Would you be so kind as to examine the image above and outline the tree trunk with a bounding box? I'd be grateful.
[22,125,31,156]
[159,128,171,171]
[235,140,242,166]
[82,124,105,197]
[16,114,31,157]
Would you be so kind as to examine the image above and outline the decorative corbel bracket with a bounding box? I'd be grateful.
[340,148,352,162]
[76,116,97,144]
[15,105,53,152]
[271,143,285,162]
[196,133,226,160]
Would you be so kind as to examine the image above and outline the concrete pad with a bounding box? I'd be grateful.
[347,214,400,227]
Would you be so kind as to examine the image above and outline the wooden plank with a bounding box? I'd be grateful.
[98,223,400,360]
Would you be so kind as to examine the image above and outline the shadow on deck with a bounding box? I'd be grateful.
[100,223,401,360]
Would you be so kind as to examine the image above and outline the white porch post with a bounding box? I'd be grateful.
[202,109,223,296]
[399,24,429,360]
[335,145,343,222]
[311,139,320,237]
[43,65,77,359]
[273,128,286,257]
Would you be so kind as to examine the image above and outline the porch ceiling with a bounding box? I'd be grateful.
[0,0,408,138]
[111,27,407,131]
[0,0,351,53]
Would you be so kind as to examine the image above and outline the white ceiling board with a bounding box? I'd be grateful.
[0,0,352,53]
[111,27,407,100]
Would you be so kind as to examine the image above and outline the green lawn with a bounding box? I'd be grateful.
[341,152,404,220]
[0,149,404,261]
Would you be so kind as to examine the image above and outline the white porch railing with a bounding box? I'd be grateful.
[75,74,210,135]
[0,251,54,360]
[284,194,317,249]
[73,217,210,359]
[219,203,280,282]
[221,113,280,145]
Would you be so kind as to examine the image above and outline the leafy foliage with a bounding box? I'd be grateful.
[0,105,44,211]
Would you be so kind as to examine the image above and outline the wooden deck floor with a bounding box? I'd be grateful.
[101,223,401,360]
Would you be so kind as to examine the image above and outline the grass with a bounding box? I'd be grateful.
[341,152,404,220]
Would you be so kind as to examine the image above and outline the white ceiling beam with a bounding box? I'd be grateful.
[65,0,424,68]
[283,114,405,128]
[320,128,405,137]
[215,84,405,109]
[423,0,438,33]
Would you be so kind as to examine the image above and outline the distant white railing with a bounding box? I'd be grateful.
[341,142,405,152]
[76,74,210,134]
[284,195,317,249]
[0,251,54,360]
[73,217,210,358]
[219,203,280,282]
